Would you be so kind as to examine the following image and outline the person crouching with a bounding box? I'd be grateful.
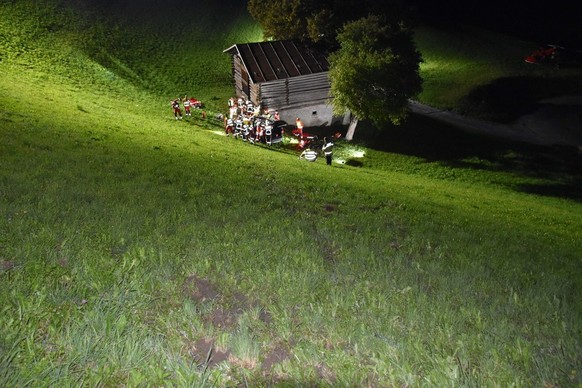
[299,148,318,162]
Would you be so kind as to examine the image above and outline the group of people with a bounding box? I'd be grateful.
[224,96,336,164]
[170,94,336,163]
[223,97,282,145]
[170,96,203,120]
[227,97,280,122]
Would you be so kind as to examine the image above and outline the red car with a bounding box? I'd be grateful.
[524,45,559,64]
[525,44,582,67]
[189,98,203,108]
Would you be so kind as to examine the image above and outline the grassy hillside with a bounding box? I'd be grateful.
[81,0,262,107]
[1,1,581,386]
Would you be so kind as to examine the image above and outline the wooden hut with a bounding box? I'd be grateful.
[223,40,349,127]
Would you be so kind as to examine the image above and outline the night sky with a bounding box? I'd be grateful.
[414,0,581,47]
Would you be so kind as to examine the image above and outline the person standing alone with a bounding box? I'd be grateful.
[295,117,304,138]
[322,137,334,165]
[171,98,183,120]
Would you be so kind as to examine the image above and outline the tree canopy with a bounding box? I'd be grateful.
[328,15,422,127]
[247,0,414,46]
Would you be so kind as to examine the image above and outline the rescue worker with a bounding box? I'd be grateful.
[295,117,304,138]
[229,103,238,120]
[265,122,273,145]
[322,137,334,165]
[182,96,191,117]
[235,117,244,140]
[171,98,183,120]
[299,148,318,162]
[253,105,261,117]
[225,116,234,137]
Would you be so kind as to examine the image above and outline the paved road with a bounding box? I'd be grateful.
[409,96,582,148]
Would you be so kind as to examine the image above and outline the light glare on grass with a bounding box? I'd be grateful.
[342,146,365,158]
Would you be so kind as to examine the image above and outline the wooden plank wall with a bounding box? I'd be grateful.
[288,72,330,106]
[260,79,288,108]
[250,83,260,105]
[232,55,250,101]
[260,72,330,110]
[231,54,331,113]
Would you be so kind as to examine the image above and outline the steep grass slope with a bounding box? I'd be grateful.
[82,0,261,106]
[1,1,581,386]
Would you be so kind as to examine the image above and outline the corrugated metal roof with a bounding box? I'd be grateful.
[224,40,329,84]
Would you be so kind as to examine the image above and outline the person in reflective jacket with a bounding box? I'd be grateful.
[322,137,334,165]
[299,148,318,162]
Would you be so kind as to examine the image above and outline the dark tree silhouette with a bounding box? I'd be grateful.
[329,15,422,138]
[247,0,415,46]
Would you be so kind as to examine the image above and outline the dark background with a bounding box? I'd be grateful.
[414,0,581,47]
[76,0,581,47]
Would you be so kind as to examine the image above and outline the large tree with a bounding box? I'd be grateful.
[328,15,422,138]
[247,0,413,45]
[246,0,307,41]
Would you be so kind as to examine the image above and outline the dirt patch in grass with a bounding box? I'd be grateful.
[182,274,281,370]
[207,307,240,329]
[184,274,220,303]
[189,338,230,369]
[258,308,272,325]
[1,259,16,271]
[315,362,337,385]
[261,344,291,371]
[323,203,337,212]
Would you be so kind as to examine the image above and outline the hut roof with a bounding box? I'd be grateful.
[224,40,329,84]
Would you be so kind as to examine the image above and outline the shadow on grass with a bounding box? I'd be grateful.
[458,74,582,123]
[357,113,582,201]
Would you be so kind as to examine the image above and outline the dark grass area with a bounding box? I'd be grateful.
[458,74,582,122]
[415,0,582,48]
[354,114,582,201]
